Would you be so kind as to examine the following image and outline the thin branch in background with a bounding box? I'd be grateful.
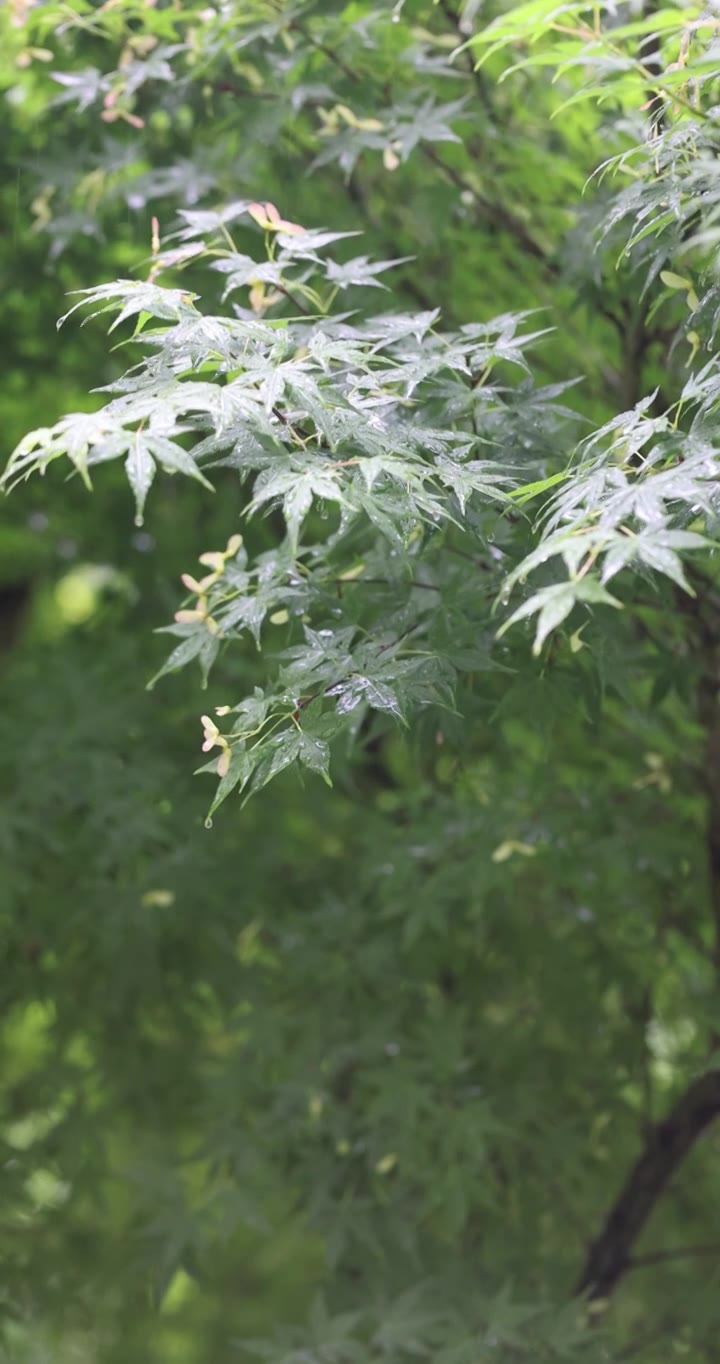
[575,1068,720,1302]
[699,670,720,986]
[288,20,360,86]
[280,125,438,315]
[629,1243,720,1269]
[275,283,311,316]
[335,577,442,593]
[436,0,494,115]
[344,173,437,313]
[442,544,494,572]
[629,985,655,1135]
[420,143,556,271]
[614,1324,683,1360]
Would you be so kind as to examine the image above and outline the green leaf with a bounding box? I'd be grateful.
[499,577,621,654]
[125,440,156,526]
[297,731,332,785]
[205,747,252,821]
[147,632,207,689]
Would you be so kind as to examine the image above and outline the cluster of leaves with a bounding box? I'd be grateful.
[4,200,565,810]
[10,150,720,801]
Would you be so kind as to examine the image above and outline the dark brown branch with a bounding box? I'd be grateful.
[288,20,360,86]
[275,283,311,316]
[638,0,667,136]
[594,584,720,1328]
[629,1242,720,1269]
[698,663,720,982]
[335,577,441,593]
[279,126,437,315]
[436,0,494,114]
[615,1325,681,1360]
[575,1068,720,1302]
[619,297,653,411]
[420,143,554,270]
[344,174,437,313]
[677,571,720,980]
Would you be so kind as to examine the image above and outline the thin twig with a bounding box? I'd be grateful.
[289,19,360,85]
[575,1068,720,1301]
[629,1243,720,1269]
[420,144,555,270]
[275,283,311,316]
[336,577,441,592]
[436,0,494,114]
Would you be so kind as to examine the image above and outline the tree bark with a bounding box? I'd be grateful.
[576,1069,720,1301]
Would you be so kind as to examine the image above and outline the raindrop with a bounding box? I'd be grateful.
[133,531,155,552]
[204,816,213,830]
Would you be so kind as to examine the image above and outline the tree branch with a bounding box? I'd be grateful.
[698,664,720,982]
[436,0,494,114]
[629,1242,720,1269]
[344,173,437,313]
[420,143,554,269]
[575,1068,720,1301]
[676,572,720,980]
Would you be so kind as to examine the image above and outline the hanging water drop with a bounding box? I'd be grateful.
[204,816,213,830]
